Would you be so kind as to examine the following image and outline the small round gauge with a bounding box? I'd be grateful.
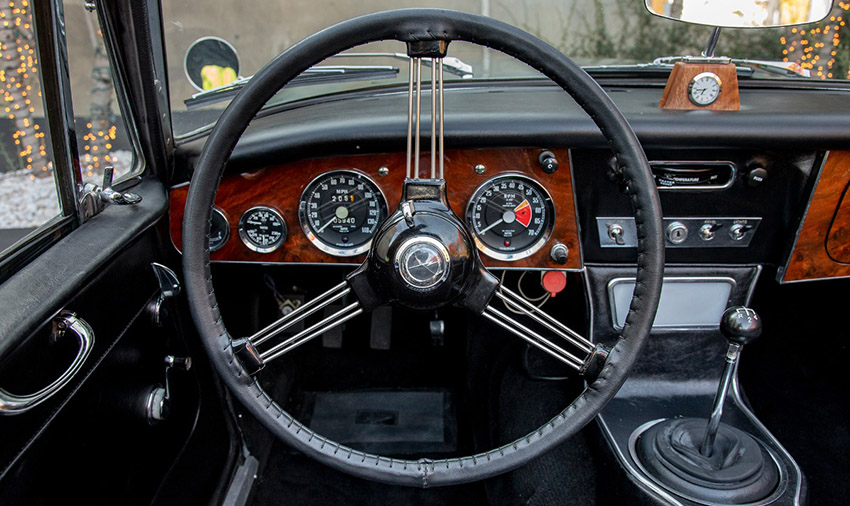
[298,170,388,256]
[688,72,722,106]
[466,174,555,261]
[209,207,230,252]
[238,206,287,253]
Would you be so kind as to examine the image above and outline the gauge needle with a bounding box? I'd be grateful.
[316,216,337,233]
[479,218,504,234]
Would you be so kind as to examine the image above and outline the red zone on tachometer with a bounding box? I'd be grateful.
[513,200,532,228]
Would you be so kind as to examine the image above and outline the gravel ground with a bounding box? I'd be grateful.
[0,150,132,229]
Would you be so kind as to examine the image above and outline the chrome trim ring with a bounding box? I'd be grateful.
[687,71,722,106]
[465,173,556,262]
[394,236,451,290]
[238,205,287,253]
[209,207,230,252]
[298,169,389,257]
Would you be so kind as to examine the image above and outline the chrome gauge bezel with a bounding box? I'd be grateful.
[298,169,389,257]
[687,71,722,106]
[209,207,230,252]
[238,205,287,253]
[465,173,556,262]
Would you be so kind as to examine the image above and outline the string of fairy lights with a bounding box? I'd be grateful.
[782,2,850,79]
[80,123,117,179]
[1,0,49,179]
[2,0,118,181]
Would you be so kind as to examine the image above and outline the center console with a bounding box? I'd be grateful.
[571,148,819,506]
[588,265,804,506]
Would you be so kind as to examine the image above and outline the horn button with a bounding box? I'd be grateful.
[351,179,498,312]
[396,236,451,290]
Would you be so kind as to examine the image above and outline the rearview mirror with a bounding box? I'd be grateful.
[645,0,834,28]
[184,37,240,92]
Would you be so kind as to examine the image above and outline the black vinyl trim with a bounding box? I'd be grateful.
[0,180,167,361]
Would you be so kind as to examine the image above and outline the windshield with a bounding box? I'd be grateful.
[163,0,850,138]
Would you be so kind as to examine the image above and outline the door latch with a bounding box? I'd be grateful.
[78,166,142,221]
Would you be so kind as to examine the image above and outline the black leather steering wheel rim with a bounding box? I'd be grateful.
[182,8,664,487]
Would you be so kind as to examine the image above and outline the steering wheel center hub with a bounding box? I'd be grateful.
[395,236,451,290]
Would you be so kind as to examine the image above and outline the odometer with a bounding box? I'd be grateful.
[298,170,388,256]
[238,206,287,253]
[466,175,555,261]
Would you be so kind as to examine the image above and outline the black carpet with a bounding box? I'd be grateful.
[306,390,457,455]
[483,342,599,506]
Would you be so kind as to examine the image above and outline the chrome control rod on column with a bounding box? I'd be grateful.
[405,48,445,180]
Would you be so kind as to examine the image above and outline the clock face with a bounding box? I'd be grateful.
[688,72,722,106]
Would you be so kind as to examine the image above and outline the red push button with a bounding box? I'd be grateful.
[541,271,566,297]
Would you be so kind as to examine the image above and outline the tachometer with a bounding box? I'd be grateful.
[466,174,555,261]
[238,206,287,253]
[298,170,389,256]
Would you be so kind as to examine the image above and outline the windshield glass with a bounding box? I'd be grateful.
[163,0,850,138]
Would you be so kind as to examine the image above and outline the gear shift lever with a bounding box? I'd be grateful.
[634,305,778,504]
[700,306,762,456]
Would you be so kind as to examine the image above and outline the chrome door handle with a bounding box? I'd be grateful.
[0,311,95,415]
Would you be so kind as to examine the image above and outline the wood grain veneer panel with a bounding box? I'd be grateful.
[826,182,850,262]
[783,151,850,282]
[169,148,582,270]
[658,62,740,111]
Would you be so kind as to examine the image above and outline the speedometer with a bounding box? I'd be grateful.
[466,174,555,261]
[298,170,389,256]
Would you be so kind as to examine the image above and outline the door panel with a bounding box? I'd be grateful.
[0,180,222,504]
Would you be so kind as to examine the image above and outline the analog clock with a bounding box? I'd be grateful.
[688,72,722,106]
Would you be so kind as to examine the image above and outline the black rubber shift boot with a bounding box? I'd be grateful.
[635,418,779,504]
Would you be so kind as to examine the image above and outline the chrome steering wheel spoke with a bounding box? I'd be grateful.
[482,284,608,377]
[233,279,364,373]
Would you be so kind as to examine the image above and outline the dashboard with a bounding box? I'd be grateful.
[169,82,850,282]
[169,147,583,270]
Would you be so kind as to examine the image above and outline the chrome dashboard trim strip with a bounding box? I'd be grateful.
[649,160,737,191]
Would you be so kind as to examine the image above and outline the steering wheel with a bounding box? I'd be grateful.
[183,9,664,487]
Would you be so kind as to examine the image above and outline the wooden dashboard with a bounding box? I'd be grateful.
[782,150,850,282]
[169,147,582,270]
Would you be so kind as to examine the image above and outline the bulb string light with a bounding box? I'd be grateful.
[0,0,49,179]
[783,2,850,79]
[0,4,120,182]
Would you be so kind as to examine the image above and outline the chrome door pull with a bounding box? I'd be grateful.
[0,311,95,415]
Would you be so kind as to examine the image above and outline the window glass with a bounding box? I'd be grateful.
[163,0,850,138]
[0,1,59,253]
[0,1,139,261]
[63,1,136,185]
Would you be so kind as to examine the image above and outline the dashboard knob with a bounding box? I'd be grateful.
[538,151,559,174]
[550,243,569,265]
[747,167,768,187]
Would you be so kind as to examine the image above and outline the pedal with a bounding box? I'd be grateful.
[370,305,392,350]
[430,318,445,347]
